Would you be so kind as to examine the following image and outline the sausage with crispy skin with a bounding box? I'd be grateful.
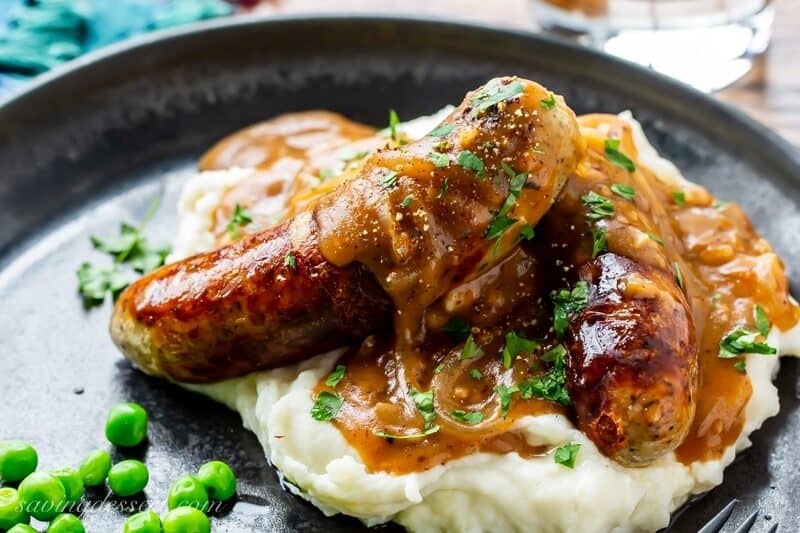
[110,77,584,383]
[565,253,699,466]
[110,211,393,383]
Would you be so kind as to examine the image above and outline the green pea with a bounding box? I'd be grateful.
[78,449,111,487]
[123,510,162,533]
[162,506,210,533]
[18,472,66,521]
[8,524,38,533]
[108,460,149,497]
[50,467,84,509]
[0,441,38,482]
[196,460,236,501]
[167,475,208,511]
[47,513,85,533]
[105,402,148,447]
[0,487,29,530]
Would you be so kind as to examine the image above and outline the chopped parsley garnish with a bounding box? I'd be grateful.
[486,214,516,255]
[76,263,134,308]
[388,109,400,141]
[411,389,437,430]
[428,123,454,137]
[494,385,517,418]
[449,410,485,425]
[460,334,485,360]
[672,191,686,206]
[486,215,516,239]
[373,391,439,439]
[111,236,169,274]
[674,261,684,289]
[719,327,777,358]
[551,281,589,339]
[530,147,546,156]
[517,224,535,242]
[428,152,450,168]
[316,168,334,182]
[484,162,529,253]
[380,170,399,189]
[714,200,729,209]
[540,92,556,110]
[495,345,571,413]
[502,331,537,368]
[734,360,747,373]
[581,191,615,221]
[457,150,485,178]
[443,316,471,342]
[400,194,414,208]
[90,224,143,262]
[519,345,571,406]
[645,231,664,246]
[325,364,346,387]
[604,138,636,172]
[339,149,369,163]
[754,305,771,337]
[91,198,171,272]
[469,369,484,380]
[81,198,170,307]
[498,161,529,216]
[472,79,525,115]
[310,391,344,421]
[434,140,452,153]
[590,227,606,259]
[554,442,581,468]
[611,183,635,200]
[226,203,253,239]
[540,344,567,363]
[284,251,296,270]
[433,362,446,374]
[437,178,449,200]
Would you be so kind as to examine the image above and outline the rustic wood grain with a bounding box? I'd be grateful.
[717,0,800,147]
[254,0,799,147]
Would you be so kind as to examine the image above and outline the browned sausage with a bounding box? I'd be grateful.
[110,76,584,384]
[110,211,393,383]
[565,253,699,466]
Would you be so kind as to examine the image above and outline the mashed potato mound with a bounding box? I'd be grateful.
[175,112,797,533]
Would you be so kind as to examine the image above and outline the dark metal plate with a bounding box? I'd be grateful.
[0,15,798,532]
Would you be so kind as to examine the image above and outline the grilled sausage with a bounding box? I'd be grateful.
[110,211,393,383]
[110,76,584,383]
[565,253,699,466]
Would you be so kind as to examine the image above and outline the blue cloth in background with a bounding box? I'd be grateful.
[0,0,235,97]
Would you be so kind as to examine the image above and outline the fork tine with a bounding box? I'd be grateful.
[766,524,778,533]
[697,499,738,533]
[732,511,758,533]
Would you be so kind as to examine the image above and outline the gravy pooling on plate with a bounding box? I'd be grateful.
[197,106,798,474]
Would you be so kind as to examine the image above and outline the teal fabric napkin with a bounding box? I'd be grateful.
[0,0,235,94]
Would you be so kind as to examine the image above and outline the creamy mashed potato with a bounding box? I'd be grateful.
[174,111,798,532]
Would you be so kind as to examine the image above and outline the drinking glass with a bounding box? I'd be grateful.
[530,0,774,91]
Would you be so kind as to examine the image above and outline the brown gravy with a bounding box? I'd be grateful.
[200,110,798,473]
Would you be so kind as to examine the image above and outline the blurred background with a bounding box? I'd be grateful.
[0,0,797,145]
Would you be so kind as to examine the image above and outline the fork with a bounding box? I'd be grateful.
[697,500,778,533]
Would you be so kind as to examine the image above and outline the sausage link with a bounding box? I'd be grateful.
[110,76,584,384]
[565,253,699,466]
[110,211,393,383]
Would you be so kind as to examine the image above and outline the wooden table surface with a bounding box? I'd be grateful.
[256,0,800,147]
